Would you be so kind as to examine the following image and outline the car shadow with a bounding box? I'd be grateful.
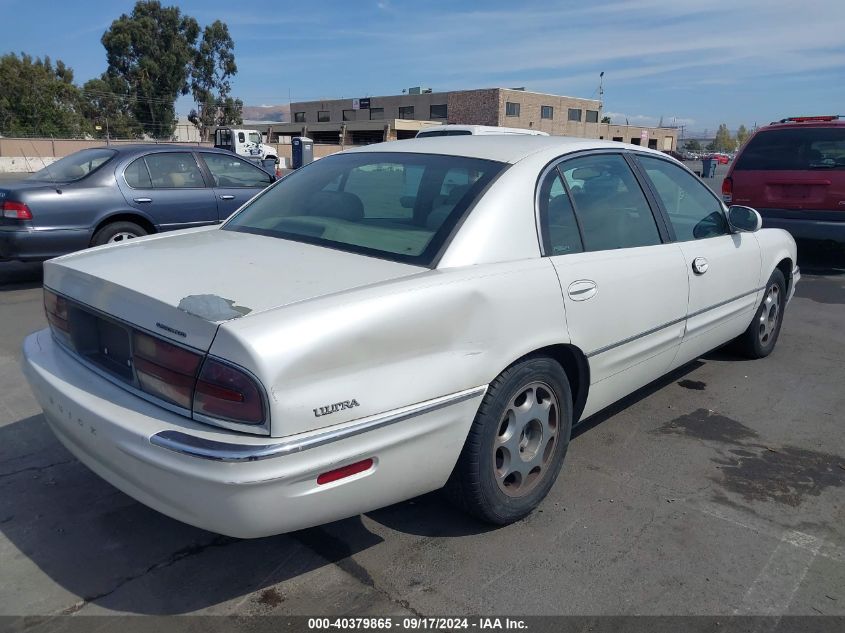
[0,359,706,614]
[0,261,43,291]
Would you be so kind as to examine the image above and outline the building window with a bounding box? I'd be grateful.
[568,108,582,122]
[317,111,330,123]
[612,136,624,142]
[430,104,447,119]
[541,105,554,120]
[343,109,355,121]
[506,102,521,117]
[585,110,599,123]
[369,107,384,120]
[294,112,305,123]
[398,105,415,120]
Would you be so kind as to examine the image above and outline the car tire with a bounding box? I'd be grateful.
[445,356,573,525]
[734,268,787,359]
[91,221,148,247]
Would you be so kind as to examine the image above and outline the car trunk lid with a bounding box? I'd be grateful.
[44,226,426,351]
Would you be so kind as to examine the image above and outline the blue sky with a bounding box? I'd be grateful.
[2,0,844,133]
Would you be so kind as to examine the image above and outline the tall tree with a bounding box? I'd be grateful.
[684,139,702,151]
[189,20,242,140]
[101,1,199,138]
[79,75,145,139]
[0,53,85,137]
[713,123,735,152]
[735,124,750,148]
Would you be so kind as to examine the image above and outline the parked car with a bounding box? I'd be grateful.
[416,124,549,138]
[22,136,798,538]
[723,115,845,243]
[0,145,276,262]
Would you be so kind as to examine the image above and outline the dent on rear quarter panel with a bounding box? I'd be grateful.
[210,258,570,437]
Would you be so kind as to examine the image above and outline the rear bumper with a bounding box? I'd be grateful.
[757,209,845,243]
[0,227,90,261]
[22,329,483,538]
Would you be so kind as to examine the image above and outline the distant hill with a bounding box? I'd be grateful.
[241,105,290,122]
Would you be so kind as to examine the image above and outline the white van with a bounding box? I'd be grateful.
[415,125,549,138]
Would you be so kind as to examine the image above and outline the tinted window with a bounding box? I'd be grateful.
[568,108,582,122]
[586,110,599,123]
[318,111,330,122]
[735,127,845,170]
[417,129,472,137]
[343,109,355,121]
[27,148,116,183]
[506,102,520,117]
[237,132,245,143]
[369,108,384,120]
[541,106,554,119]
[223,152,505,266]
[538,171,583,256]
[430,104,447,119]
[124,157,152,188]
[638,156,728,241]
[144,153,204,189]
[202,154,273,188]
[294,112,305,122]
[561,154,660,251]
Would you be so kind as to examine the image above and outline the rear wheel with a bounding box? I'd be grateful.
[734,268,786,358]
[91,221,147,247]
[445,357,573,524]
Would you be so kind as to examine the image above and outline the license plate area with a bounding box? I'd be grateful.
[67,306,134,382]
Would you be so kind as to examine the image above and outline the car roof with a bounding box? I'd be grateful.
[347,135,668,164]
[98,144,234,156]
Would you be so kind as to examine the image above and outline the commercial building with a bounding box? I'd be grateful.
[265,87,678,150]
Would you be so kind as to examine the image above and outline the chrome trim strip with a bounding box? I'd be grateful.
[149,385,488,462]
[686,285,765,320]
[586,316,686,358]
[586,285,765,358]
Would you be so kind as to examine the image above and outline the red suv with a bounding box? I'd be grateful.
[723,115,845,243]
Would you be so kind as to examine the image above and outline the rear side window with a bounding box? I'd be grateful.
[735,127,845,170]
[560,154,661,251]
[537,171,583,256]
[124,157,152,188]
[201,153,273,188]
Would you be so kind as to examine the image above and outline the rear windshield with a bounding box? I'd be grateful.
[735,127,845,170]
[222,152,505,266]
[27,148,116,182]
[417,130,473,137]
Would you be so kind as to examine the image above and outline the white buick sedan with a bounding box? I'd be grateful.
[22,136,799,538]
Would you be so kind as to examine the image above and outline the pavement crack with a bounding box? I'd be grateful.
[57,535,237,615]
[0,458,75,480]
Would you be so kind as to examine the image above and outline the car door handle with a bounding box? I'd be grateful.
[219,195,235,200]
[567,280,598,301]
[133,197,152,203]
[692,257,709,275]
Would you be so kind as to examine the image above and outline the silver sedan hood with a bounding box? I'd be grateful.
[43,226,426,350]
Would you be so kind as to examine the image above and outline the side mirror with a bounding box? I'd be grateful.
[728,205,762,233]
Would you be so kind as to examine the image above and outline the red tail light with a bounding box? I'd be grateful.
[721,176,733,204]
[194,358,265,424]
[44,289,69,333]
[317,459,374,485]
[132,332,202,409]
[2,200,33,220]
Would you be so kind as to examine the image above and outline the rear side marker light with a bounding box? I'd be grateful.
[317,459,375,485]
[2,200,32,220]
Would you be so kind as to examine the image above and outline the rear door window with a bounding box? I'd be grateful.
[143,153,205,189]
[560,154,661,251]
[735,127,845,170]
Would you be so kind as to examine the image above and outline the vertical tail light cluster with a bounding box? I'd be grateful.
[44,289,266,428]
[721,176,733,205]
